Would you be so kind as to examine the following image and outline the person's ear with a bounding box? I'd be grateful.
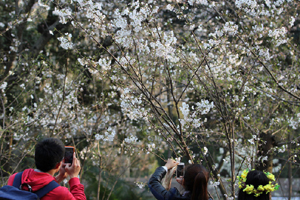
[55,161,62,169]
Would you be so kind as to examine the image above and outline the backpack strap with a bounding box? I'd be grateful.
[12,172,23,188]
[35,180,60,198]
[11,171,59,198]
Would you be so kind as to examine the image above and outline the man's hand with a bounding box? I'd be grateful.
[164,159,179,170]
[55,161,67,183]
[65,153,81,179]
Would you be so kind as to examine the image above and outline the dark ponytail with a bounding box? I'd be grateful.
[184,164,209,200]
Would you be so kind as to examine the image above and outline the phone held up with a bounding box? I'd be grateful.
[65,146,75,165]
[176,163,185,178]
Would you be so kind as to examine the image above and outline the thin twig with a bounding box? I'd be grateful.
[51,65,68,136]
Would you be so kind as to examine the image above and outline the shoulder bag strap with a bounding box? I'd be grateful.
[35,180,60,198]
[12,172,23,188]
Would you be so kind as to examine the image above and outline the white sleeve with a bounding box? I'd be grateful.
[162,166,168,172]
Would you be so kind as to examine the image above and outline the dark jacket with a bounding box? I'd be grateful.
[148,166,213,200]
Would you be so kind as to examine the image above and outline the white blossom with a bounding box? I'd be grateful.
[53,7,72,24]
[136,182,145,189]
[290,16,296,27]
[210,180,220,187]
[258,48,272,61]
[98,57,111,71]
[196,99,214,115]
[0,82,7,92]
[77,58,86,66]
[95,134,103,140]
[166,4,174,11]
[223,21,238,36]
[235,0,258,9]
[203,146,208,155]
[124,135,138,144]
[57,36,74,50]
[38,0,50,10]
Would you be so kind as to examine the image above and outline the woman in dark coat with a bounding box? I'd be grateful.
[148,159,212,200]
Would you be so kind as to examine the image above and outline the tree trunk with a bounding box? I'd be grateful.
[288,132,292,200]
[256,131,276,172]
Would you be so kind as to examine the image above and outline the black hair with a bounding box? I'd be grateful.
[35,138,65,172]
[184,164,209,200]
[238,170,270,200]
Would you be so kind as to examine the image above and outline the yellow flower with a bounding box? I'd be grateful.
[241,170,248,179]
[254,192,262,197]
[243,185,254,194]
[257,185,264,191]
[266,173,275,181]
[264,184,273,193]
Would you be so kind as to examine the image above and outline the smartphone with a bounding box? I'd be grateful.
[176,163,185,177]
[65,146,75,164]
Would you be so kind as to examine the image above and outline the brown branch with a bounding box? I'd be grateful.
[51,65,67,136]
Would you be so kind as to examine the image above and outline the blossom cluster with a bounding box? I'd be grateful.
[179,100,214,130]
